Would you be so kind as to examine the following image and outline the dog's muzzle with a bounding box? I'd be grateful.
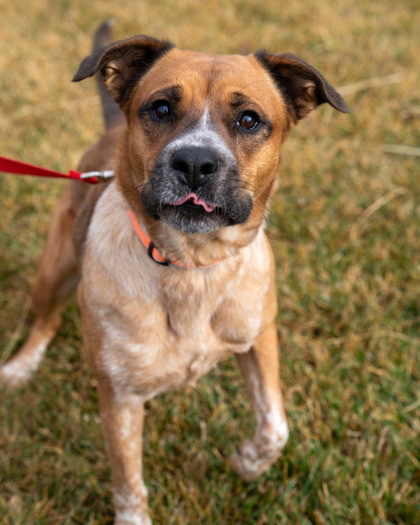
[141,145,253,234]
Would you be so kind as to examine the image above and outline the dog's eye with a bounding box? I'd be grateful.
[151,101,171,121]
[238,111,259,131]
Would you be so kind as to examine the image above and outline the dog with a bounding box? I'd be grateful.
[1,21,348,524]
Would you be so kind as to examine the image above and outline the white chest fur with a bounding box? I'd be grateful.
[80,183,273,400]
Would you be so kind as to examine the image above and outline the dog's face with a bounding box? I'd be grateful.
[128,50,290,234]
[74,36,348,236]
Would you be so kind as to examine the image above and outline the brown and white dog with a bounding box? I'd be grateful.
[1,22,348,524]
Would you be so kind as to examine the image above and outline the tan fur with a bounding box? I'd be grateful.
[1,26,347,524]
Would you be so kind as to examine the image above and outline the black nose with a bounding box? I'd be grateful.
[171,147,219,189]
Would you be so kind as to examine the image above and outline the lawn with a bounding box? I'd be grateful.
[0,0,419,523]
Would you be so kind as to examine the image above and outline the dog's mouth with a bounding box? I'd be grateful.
[163,192,223,233]
[141,182,254,234]
[141,169,254,234]
[169,193,216,213]
[151,191,229,234]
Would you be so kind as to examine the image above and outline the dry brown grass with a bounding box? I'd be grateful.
[1,0,419,524]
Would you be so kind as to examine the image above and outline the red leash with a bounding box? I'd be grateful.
[0,155,114,184]
[1,154,223,270]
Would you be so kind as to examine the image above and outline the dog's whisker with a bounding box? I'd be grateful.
[237,180,279,208]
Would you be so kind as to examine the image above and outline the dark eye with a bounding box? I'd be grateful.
[238,111,259,131]
[151,101,171,121]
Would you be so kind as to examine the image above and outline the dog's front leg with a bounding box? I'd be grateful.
[230,322,289,481]
[97,382,151,525]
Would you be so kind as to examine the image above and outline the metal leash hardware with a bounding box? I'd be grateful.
[79,170,114,181]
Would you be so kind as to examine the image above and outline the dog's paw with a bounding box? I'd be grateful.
[231,416,289,481]
[230,430,288,482]
[114,514,152,525]
[114,484,152,525]
[0,358,37,388]
[230,442,276,482]
[0,364,26,389]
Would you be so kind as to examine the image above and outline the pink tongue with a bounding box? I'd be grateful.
[170,193,216,213]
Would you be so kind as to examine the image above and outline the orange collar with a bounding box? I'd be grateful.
[128,210,223,269]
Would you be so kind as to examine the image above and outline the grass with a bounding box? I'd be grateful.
[0,0,419,523]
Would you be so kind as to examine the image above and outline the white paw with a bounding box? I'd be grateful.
[114,512,152,525]
[230,442,278,481]
[230,422,289,482]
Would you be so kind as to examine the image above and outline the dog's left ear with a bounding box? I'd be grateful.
[72,35,175,106]
[255,51,349,121]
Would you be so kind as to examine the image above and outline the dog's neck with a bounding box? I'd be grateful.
[115,183,264,270]
[143,217,260,269]
[133,203,262,269]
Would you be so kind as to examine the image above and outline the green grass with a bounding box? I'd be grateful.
[0,0,419,523]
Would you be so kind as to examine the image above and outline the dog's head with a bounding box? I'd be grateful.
[73,34,348,239]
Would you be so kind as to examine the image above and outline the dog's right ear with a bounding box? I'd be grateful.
[72,35,175,107]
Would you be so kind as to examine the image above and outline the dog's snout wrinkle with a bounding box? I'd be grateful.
[171,147,219,189]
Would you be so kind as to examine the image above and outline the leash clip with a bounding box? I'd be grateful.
[80,170,114,182]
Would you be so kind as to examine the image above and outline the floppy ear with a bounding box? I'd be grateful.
[255,51,349,122]
[72,35,175,107]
